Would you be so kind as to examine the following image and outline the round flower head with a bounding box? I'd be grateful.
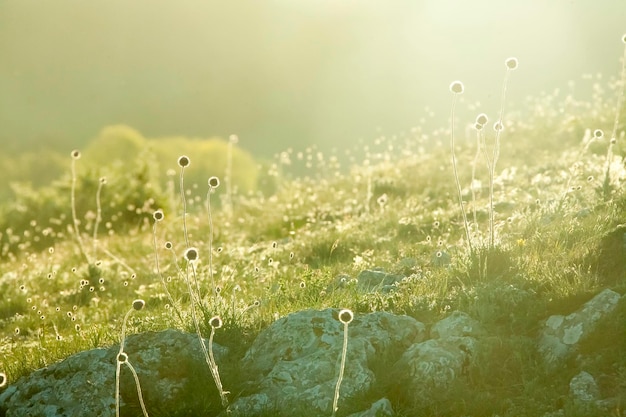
[184,247,199,262]
[208,176,220,189]
[493,121,504,132]
[177,155,190,168]
[449,81,464,94]
[153,209,164,222]
[209,315,223,329]
[229,134,239,144]
[476,113,488,125]
[505,57,518,70]
[117,352,128,364]
[164,241,173,250]
[0,372,6,388]
[474,122,484,131]
[71,150,81,159]
[99,177,107,184]
[622,33,626,44]
[593,129,604,139]
[132,299,145,311]
[338,309,354,324]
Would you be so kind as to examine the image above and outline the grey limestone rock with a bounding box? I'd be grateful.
[569,371,600,403]
[391,311,481,400]
[538,289,622,369]
[430,310,486,339]
[356,269,405,292]
[0,329,228,417]
[226,308,425,416]
[346,398,395,417]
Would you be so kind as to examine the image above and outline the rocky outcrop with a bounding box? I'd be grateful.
[538,289,621,369]
[1,289,622,417]
[391,311,484,400]
[0,329,228,417]
[225,308,425,416]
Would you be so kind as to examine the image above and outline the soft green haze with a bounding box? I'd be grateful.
[0,0,624,160]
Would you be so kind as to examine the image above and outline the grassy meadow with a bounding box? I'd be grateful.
[1,52,626,416]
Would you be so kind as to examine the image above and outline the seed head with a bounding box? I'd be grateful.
[99,177,107,184]
[208,176,220,189]
[505,57,519,70]
[229,134,239,144]
[152,209,164,222]
[449,81,464,94]
[209,316,223,329]
[593,129,604,139]
[71,150,81,160]
[164,241,173,250]
[338,309,354,324]
[132,299,145,311]
[493,121,504,132]
[184,247,199,262]
[177,155,190,168]
[476,113,489,125]
[117,352,128,364]
[622,33,626,44]
[0,372,7,388]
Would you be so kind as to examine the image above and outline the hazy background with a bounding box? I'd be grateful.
[0,0,624,158]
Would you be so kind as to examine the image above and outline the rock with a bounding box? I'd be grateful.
[391,336,476,397]
[430,310,486,339]
[357,269,405,292]
[538,289,622,369]
[569,371,600,403]
[227,308,425,416]
[346,398,394,417]
[0,329,228,417]
[391,311,482,401]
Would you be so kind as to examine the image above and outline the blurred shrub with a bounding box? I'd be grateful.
[152,135,258,194]
[0,147,169,255]
[0,149,66,199]
[82,125,147,165]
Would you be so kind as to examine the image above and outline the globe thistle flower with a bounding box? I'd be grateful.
[177,155,190,168]
[132,299,145,311]
[505,57,519,70]
[208,176,220,189]
[449,81,464,94]
[184,247,199,263]
[152,209,164,222]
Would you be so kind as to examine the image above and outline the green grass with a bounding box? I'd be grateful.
[1,57,626,417]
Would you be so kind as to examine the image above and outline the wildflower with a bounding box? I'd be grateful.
[449,81,464,94]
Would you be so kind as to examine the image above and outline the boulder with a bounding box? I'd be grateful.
[391,311,482,401]
[0,329,228,417]
[346,398,395,417]
[226,309,425,416]
[430,310,485,339]
[356,269,405,292]
[538,289,622,369]
[569,371,600,403]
